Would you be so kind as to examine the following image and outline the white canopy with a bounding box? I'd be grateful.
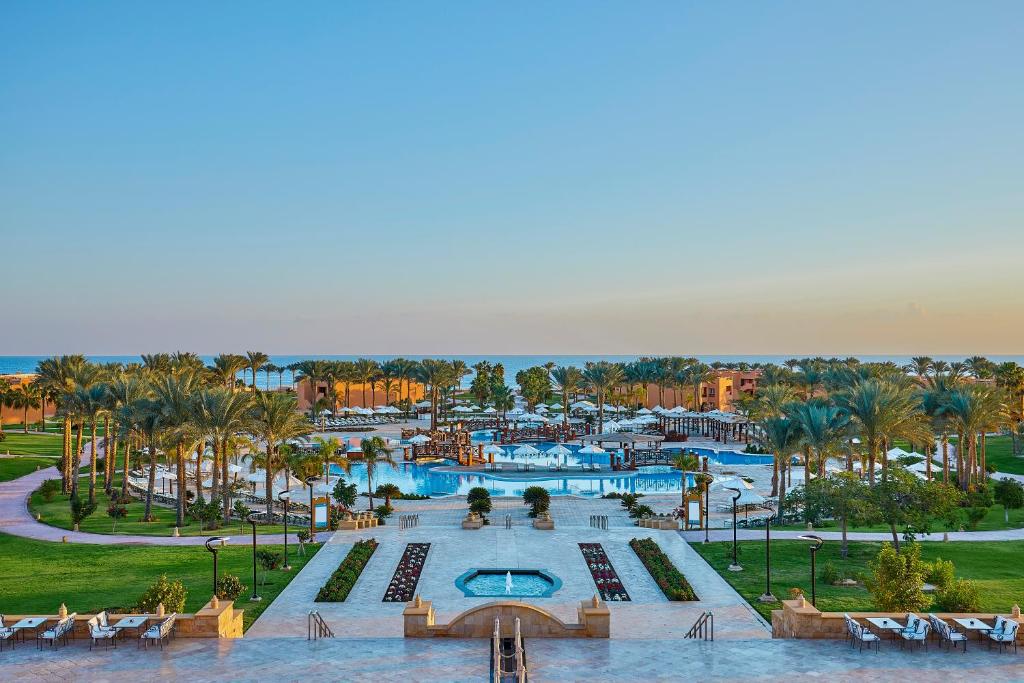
[602,420,621,432]
[415,400,432,408]
[408,434,431,444]
[483,407,497,414]
[482,445,506,456]
[452,406,473,413]
[570,400,595,409]
[637,408,653,415]
[545,444,572,456]
[319,409,332,416]
[886,447,911,459]
[512,444,541,457]
[578,444,606,455]
[377,406,401,414]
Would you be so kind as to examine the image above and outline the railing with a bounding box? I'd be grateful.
[590,514,608,530]
[308,610,334,640]
[504,514,513,529]
[685,610,714,641]
[399,514,419,529]
[491,617,527,683]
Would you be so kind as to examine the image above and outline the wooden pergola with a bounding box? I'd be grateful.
[657,410,753,444]
[580,432,665,470]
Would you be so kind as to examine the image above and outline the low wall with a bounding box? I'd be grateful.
[5,598,244,640]
[772,598,1024,643]
[404,596,610,638]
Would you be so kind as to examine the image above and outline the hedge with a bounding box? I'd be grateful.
[315,539,378,602]
[629,537,698,601]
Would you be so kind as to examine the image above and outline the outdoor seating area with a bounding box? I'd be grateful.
[0,611,181,652]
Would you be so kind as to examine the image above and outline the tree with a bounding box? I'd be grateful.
[69,493,97,531]
[192,387,254,523]
[872,468,962,550]
[865,543,930,612]
[760,416,801,500]
[469,362,494,406]
[522,486,550,517]
[490,384,515,428]
[789,401,850,479]
[251,392,312,519]
[551,366,583,429]
[582,362,624,433]
[332,478,358,511]
[245,351,270,393]
[360,436,396,511]
[994,478,1024,524]
[803,472,877,557]
[515,366,551,410]
[375,483,401,507]
[9,381,42,433]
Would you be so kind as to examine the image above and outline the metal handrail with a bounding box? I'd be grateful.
[493,618,502,683]
[685,610,714,641]
[308,610,334,640]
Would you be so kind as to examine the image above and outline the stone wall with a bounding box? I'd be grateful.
[772,598,1024,643]
[404,596,610,638]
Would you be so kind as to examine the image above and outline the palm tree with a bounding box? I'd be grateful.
[210,354,248,390]
[354,359,379,407]
[360,436,396,511]
[491,384,515,428]
[416,359,452,431]
[760,416,801,499]
[686,364,715,411]
[193,387,254,522]
[293,359,330,417]
[550,366,583,429]
[73,384,108,504]
[105,373,145,496]
[943,386,1008,488]
[790,401,850,479]
[9,382,42,433]
[251,392,312,518]
[246,351,270,393]
[0,383,10,434]
[582,362,624,433]
[151,370,203,527]
[905,356,934,381]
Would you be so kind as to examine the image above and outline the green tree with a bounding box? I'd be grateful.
[515,366,552,410]
[360,436,396,511]
[993,478,1024,524]
[522,486,550,517]
[866,542,930,612]
[582,362,624,433]
[332,478,358,510]
[872,468,962,550]
[551,366,583,429]
[804,472,877,557]
[245,351,270,393]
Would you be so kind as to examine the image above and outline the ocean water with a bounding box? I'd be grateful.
[3,354,1022,389]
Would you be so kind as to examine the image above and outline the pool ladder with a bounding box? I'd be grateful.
[308,610,334,640]
[491,617,527,683]
[685,611,714,641]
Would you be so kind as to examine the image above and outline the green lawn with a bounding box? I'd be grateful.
[693,539,1024,620]
[0,532,319,630]
[0,455,61,482]
[967,435,1024,475]
[775,502,1024,533]
[29,473,292,537]
[0,431,67,457]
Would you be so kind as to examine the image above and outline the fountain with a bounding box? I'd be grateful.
[505,571,513,594]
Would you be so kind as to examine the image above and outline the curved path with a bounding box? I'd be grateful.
[0,438,330,546]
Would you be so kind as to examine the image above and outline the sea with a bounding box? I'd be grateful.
[3,355,1023,390]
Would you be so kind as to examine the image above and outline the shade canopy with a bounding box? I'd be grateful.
[578,444,606,454]
[512,444,541,456]
[408,434,431,444]
[482,445,506,455]
[545,444,572,456]
[483,407,497,414]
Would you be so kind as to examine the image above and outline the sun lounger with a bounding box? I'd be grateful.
[88,612,118,650]
[483,462,494,471]
[987,619,1019,653]
[548,464,561,472]
[37,614,75,649]
[928,614,967,652]
[140,614,176,650]
[592,464,602,472]
[493,464,503,472]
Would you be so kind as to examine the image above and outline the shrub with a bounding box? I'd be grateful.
[865,543,929,612]
[297,528,312,544]
[965,507,988,530]
[332,478,358,510]
[935,578,981,612]
[629,504,655,519]
[215,574,246,600]
[137,575,187,613]
[629,538,698,601]
[233,501,251,530]
[37,479,61,502]
[819,560,842,585]
[522,486,550,518]
[69,494,97,527]
[469,498,492,517]
[619,493,640,512]
[374,504,394,523]
[256,549,284,571]
[788,587,804,600]
[467,487,491,505]
[315,539,378,602]
[106,502,127,531]
[925,557,955,591]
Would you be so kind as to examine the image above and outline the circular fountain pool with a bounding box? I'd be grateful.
[455,568,562,598]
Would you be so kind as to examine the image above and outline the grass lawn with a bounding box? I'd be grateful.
[959,435,1024,475]
[0,532,319,630]
[0,455,61,482]
[693,539,1024,620]
[775,502,1024,533]
[0,431,67,457]
[29,473,293,537]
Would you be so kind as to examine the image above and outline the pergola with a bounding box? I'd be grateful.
[581,432,665,470]
[657,410,753,444]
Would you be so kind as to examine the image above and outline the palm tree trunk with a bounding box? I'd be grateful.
[23,406,29,433]
[366,466,375,511]
[88,421,98,504]
[175,443,186,527]
[771,453,779,497]
[121,439,132,500]
[210,440,220,504]
[62,416,72,493]
[144,436,157,521]
[942,435,949,483]
[867,443,877,486]
[71,423,84,499]
[221,439,232,524]
[40,396,47,432]
[105,432,117,496]
[194,443,205,504]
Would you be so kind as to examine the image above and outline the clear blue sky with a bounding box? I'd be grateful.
[2,1,1022,354]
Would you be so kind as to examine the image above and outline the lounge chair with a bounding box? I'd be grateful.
[493,464,503,472]
[548,464,560,472]
[592,464,602,472]
[0,615,16,651]
[483,463,493,471]
[899,618,930,650]
[928,614,967,652]
[87,612,118,650]
[140,614,176,650]
[37,614,76,649]
[987,619,1019,653]
[845,614,880,652]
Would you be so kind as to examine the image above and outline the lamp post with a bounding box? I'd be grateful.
[703,473,713,544]
[204,536,230,597]
[758,504,777,603]
[798,534,824,606]
[305,476,319,539]
[278,490,291,571]
[724,485,742,571]
[246,514,261,602]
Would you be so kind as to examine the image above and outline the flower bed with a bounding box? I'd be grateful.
[383,543,430,602]
[579,543,630,601]
[315,538,378,602]
[629,537,698,601]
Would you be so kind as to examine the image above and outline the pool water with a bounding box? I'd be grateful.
[457,569,560,597]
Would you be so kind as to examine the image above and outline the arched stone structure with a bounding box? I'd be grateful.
[403,596,610,638]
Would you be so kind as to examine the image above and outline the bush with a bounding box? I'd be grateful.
[469,498,492,517]
[819,560,842,585]
[865,543,929,612]
[137,575,187,613]
[37,479,61,502]
[467,487,491,505]
[106,502,127,531]
[935,578,981,612]
[315,539,378,602]
[629,504,655,519]
[69,494,97,527]
[522,486,550,518]
[233,501,251,530]
[332,478,358,510]
[925,557,955,591]
[215,574,246,600]
[297,528,312,544]
[256,549,284,571]
[619,493,640,512]
[374,504,394,523]
[965,507,988,530]
[629,538,698,601]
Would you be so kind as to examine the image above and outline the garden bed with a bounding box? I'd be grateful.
[315,538,378,602]
[579,543,630,601]
[629,537,698,601]
[383,543,430,602]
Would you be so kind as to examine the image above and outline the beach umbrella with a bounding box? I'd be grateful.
[535,403,548,409]
[482,444,505,457]
[415,400,432,408]
[319,409,332,416]
[570,400,595,410]
[602,420,621,432]
[408,434,431,444]
[545,444,572,457]
[578,443,605,466]
[483,407,497,414]
[637,408,653,415]
[469,405,481,411]
[453,406,473,413]
[227,463,243,474]
[512,444,541,457]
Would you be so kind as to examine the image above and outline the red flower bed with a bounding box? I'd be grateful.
[579,543,630,601]
[383,543,431,602]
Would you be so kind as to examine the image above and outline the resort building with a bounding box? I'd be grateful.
[0,373,56,427]
[638,369,761,412]
[296,378,426,411]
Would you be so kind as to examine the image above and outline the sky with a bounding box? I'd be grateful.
[2,1,1022,355]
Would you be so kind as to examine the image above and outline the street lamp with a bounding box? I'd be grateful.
[798,534,824,606]
[305,476,319,539]
[246,514,261,602]
[724,485,742,572]
[204,536,230,597]
[758,504,777,603]
[703,473,713,544]
[278,490,292,571]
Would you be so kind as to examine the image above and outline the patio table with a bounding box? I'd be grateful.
[112,616,149,640]
[11,617,48,643]
[865,617,906,640]
[952,617,993,642]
